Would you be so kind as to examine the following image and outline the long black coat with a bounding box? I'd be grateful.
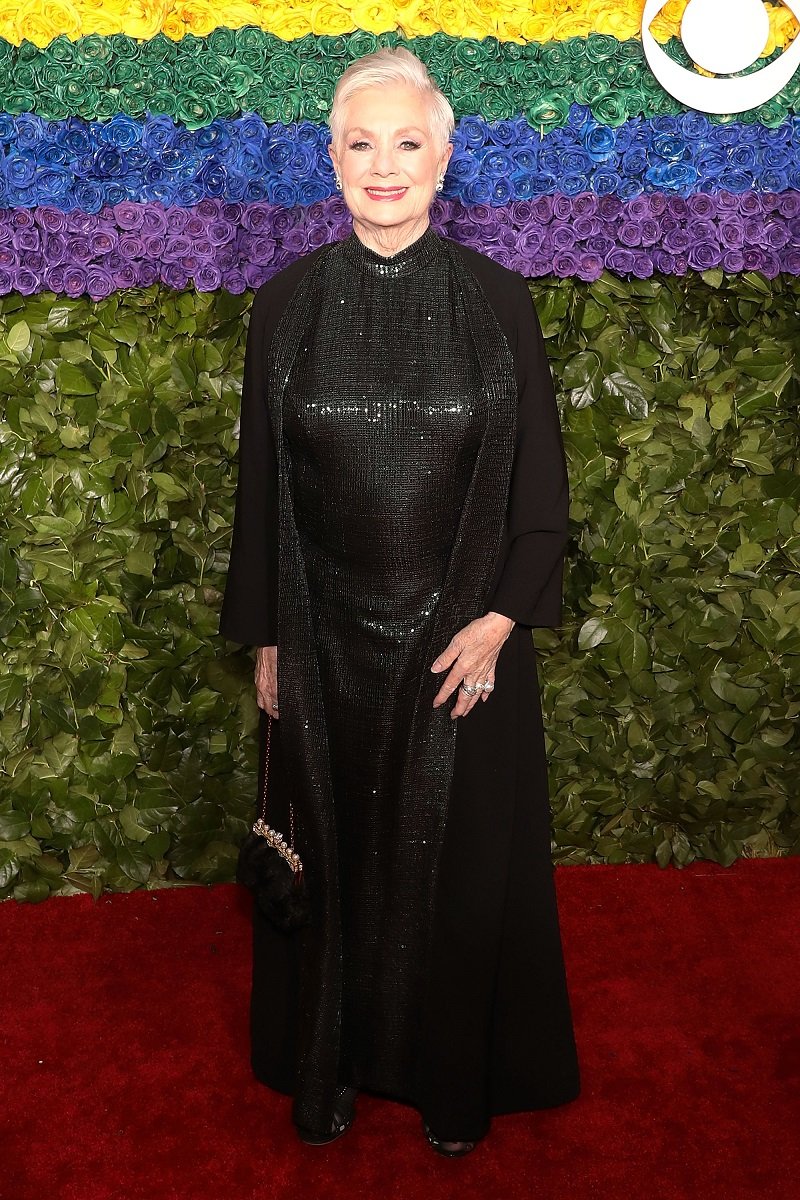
[220,233,581,1140]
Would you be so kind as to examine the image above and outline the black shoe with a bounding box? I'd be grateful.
[296,1085,358,1145]
[423,1121,478,1157]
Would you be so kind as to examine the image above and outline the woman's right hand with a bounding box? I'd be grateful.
[255,645,279,716]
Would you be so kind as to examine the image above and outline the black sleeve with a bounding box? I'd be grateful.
[484,274,570,628]
[218,284,279,646]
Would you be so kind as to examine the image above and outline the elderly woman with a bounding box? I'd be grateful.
[220,46,580,1155]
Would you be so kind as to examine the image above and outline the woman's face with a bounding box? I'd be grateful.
[328,84,453,241]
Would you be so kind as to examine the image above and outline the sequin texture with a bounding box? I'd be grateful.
[265,223,518,1126]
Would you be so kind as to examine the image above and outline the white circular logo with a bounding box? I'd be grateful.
[642,0,800,113]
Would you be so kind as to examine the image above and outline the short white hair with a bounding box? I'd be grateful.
[328,46,454,158]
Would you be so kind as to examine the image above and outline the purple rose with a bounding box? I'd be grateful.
[663,227,691,253]
[113,202,144,231]
[572,216,599,240]
[161,261,190,289]
[119,233,146,259]
[142,207,167,236]
[597,194,623,220]
[63,266,87,297]
[762,220,789,249]
[284,226,310,254]
[651,249,676,273]
[13,267,39,294]
[739,193,763,217]
[34,207,67,233]
[112,264,138,288]
[572,193,598,217]
[145,235,166,257]
[688,194,715,218]
[575,252,604,281]
[165,208,188,233]
[222,267,247,294]
[43,232,68,264]
[618,221,642,247]
[718,218,745,249]
[530,196,554,223]
[687,241,720,270]
[605,247,635,273]
[85,266,116,300]
[722,249,745,272]
[551,223,576,250]
[65,234,93,265]
[44,264,68,291]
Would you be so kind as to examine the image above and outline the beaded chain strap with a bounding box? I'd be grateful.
[252,715,304,879]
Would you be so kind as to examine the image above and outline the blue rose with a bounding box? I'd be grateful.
[644,162,698,192]
[653,133,688,161]
[463,177,495,205]
[142,115,180,156]
[196,160,228,197]
[457,117,487,151]
[717,168,753,192]
[298,178,328,205]
[583,124,616,162]
[93,147,124,178]
[196,120,232,155]
[72,180,104,213]
[529,172,557,195]
[696,146,728,177]
[448,153,480,185]
[266,178,297,207]
[101,114,142,152]
[621,148,648,177]
[481,149,515,180]
[591,168,621,196]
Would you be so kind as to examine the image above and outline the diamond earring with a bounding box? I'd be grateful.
[436,176,445,192]
[335,175,342,190]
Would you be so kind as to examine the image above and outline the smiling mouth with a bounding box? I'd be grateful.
[365,187,408,199]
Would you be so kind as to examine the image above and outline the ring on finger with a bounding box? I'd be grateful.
[461,682,479,696]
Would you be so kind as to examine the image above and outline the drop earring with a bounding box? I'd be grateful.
[436,175,445,192]
[335,175,342,190]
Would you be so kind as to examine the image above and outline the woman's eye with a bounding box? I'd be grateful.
[347,140,422,150]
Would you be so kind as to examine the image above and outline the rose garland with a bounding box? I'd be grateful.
[0,0,794,53]
[0,31,797,131]
[1,191,797,299]
[2,109,798,211]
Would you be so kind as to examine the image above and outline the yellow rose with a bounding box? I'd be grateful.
[309,1,356,35]
[395,0,439,39]
[269,6,314,39]
[15,0,82,45]
[81,0,126,36]
[519,14,557,42]
[162,12,186,38]
[172,0,220,37]
[496,12,527,45]
[348,0,397,34]
[434,0,491,40]
[118,0,167,40]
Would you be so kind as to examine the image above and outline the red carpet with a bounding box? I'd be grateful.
[2,858,798,1200]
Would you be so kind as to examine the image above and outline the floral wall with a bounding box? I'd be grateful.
[1,1,798,900]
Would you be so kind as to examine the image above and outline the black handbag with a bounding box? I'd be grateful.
[236,713,312,931]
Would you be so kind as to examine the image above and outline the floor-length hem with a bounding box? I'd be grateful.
[248,625,580,1136]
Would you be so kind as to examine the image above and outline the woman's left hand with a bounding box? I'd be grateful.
[430,612,515,718]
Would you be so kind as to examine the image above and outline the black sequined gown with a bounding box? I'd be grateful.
[281,226,489,1087]
[231,225,581,1141]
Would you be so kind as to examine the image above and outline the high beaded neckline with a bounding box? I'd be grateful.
[339,223,442,278]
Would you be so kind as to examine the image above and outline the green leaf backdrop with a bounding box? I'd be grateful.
[1,272,798,900]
